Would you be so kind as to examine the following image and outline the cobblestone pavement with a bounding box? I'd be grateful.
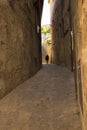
[0,64,82,130]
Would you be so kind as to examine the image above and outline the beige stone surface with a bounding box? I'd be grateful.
[50,0,87,129]
[50,0,72,70]
[71,1,87,129]
[0,64,81,130]
[0,0,42,98]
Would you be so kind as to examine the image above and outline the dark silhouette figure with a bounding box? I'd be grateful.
[45,54,49,64]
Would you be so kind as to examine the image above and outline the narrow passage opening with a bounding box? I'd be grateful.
[41,0,52,64]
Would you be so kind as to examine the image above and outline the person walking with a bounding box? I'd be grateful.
[45,54,49,64]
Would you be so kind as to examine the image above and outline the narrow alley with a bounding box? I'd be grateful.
[0,64,81,130]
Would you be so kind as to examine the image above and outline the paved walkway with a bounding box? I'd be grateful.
[0,64,82,130]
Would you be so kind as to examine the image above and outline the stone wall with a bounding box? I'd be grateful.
[50,0,87,129]
[0,0,42,98]
[71,0,87,129]
[50,0,73,70]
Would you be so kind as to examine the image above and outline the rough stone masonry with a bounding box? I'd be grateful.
[0,0,42,98]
